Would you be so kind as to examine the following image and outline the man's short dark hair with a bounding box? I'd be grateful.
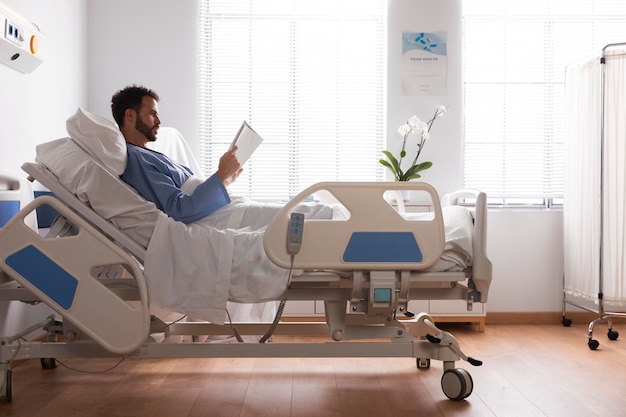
[111,85,160,128]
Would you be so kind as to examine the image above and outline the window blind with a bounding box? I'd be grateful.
[198,0,385,201]
[463,0,626,205]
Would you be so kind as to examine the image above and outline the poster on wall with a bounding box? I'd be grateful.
[401,32,447,96]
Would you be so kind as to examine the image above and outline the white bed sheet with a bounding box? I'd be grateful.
[149,175,336,323]
[414,206,474,272]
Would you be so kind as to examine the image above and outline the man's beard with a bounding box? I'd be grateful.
[136,118,158,142]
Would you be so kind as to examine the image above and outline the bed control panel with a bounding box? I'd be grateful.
[369,271,397,316]
[287,212,305,255]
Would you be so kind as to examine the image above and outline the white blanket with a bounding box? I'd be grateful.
[145,177,335,324]
[145,181,474,324]
[403,205,474,272]
[436,205,474,271]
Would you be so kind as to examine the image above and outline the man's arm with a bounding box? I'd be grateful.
[122,146,231,224]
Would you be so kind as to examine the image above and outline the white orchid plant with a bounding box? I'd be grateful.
[380,105,448,181]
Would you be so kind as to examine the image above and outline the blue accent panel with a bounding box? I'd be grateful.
[33,191,59,228]
[0,200,20,228]
[374,288,392,302]
[343,232,423,263]
[6,245,78,310]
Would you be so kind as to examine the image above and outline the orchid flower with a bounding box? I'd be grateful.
[379,105,448,181]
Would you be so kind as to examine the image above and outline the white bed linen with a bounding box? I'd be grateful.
[150,129,280,322]
[146,198,472,323]
[429,206,474,272]
[35,138,159,248]
[36,138,335,324]
[148,176,335,324]
[401,206,473,272]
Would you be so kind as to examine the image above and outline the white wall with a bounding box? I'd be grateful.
[0,0,86,175]
[0,0,87,336]
[387,0,463,197]
[86,0,199,154]
[487,210,564,312]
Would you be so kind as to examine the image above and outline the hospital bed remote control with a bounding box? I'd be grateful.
[287,212,305,255]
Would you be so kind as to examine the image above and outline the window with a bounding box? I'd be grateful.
[463,0,626,206]
[198,0,385,201]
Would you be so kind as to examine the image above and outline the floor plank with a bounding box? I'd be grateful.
[4,323,626,417]
[291,358,342,417]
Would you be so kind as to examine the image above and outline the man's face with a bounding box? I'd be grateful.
[135,96,160,142]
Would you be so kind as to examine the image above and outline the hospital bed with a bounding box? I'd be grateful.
[0,112,492,403]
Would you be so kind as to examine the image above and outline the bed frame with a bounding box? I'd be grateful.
[0,162,492,403]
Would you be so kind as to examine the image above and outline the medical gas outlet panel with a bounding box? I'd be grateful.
[0,2,44,74]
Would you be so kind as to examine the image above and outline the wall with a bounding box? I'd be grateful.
[0,0,86,175]
[387,0,463,197]
[487,209,565,312]
[86,0,199,154]
[0,0,87,336]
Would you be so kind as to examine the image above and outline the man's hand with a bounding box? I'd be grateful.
[216,146,243,185]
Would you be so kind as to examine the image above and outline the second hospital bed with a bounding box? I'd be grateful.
[0,111,492,402]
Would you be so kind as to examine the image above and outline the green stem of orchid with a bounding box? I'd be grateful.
[398,131,409,168]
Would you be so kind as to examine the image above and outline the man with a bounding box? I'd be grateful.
[111,85,242,224]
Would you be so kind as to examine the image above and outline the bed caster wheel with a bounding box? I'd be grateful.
[562,317,572,327]
[41,358,57,369]
[417,358,431,369]
[608,330,619,341]
[588,339,600,350]
[0,369,11,403]
[441,368,473,400]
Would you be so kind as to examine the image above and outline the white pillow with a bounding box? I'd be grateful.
[35,138,160,249]
[66,107,127,176]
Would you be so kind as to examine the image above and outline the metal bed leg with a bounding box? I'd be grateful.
[0,315,56,403]
[0,362,11,403]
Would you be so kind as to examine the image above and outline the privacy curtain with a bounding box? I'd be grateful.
[564,45,626,305]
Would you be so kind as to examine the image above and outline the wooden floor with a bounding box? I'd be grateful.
[3,323,626,417]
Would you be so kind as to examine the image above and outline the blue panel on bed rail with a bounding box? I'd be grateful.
[33,191,59,228]
[343,232,422,263]
[0,200,20,228]
[5,244,78,310]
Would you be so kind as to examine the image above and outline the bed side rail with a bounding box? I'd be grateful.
[442,188,492,302]
[0,195,150,354]
[264,181,445,271]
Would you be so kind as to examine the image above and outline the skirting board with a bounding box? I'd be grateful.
[486,311,626,325]
[430,316,485,331]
